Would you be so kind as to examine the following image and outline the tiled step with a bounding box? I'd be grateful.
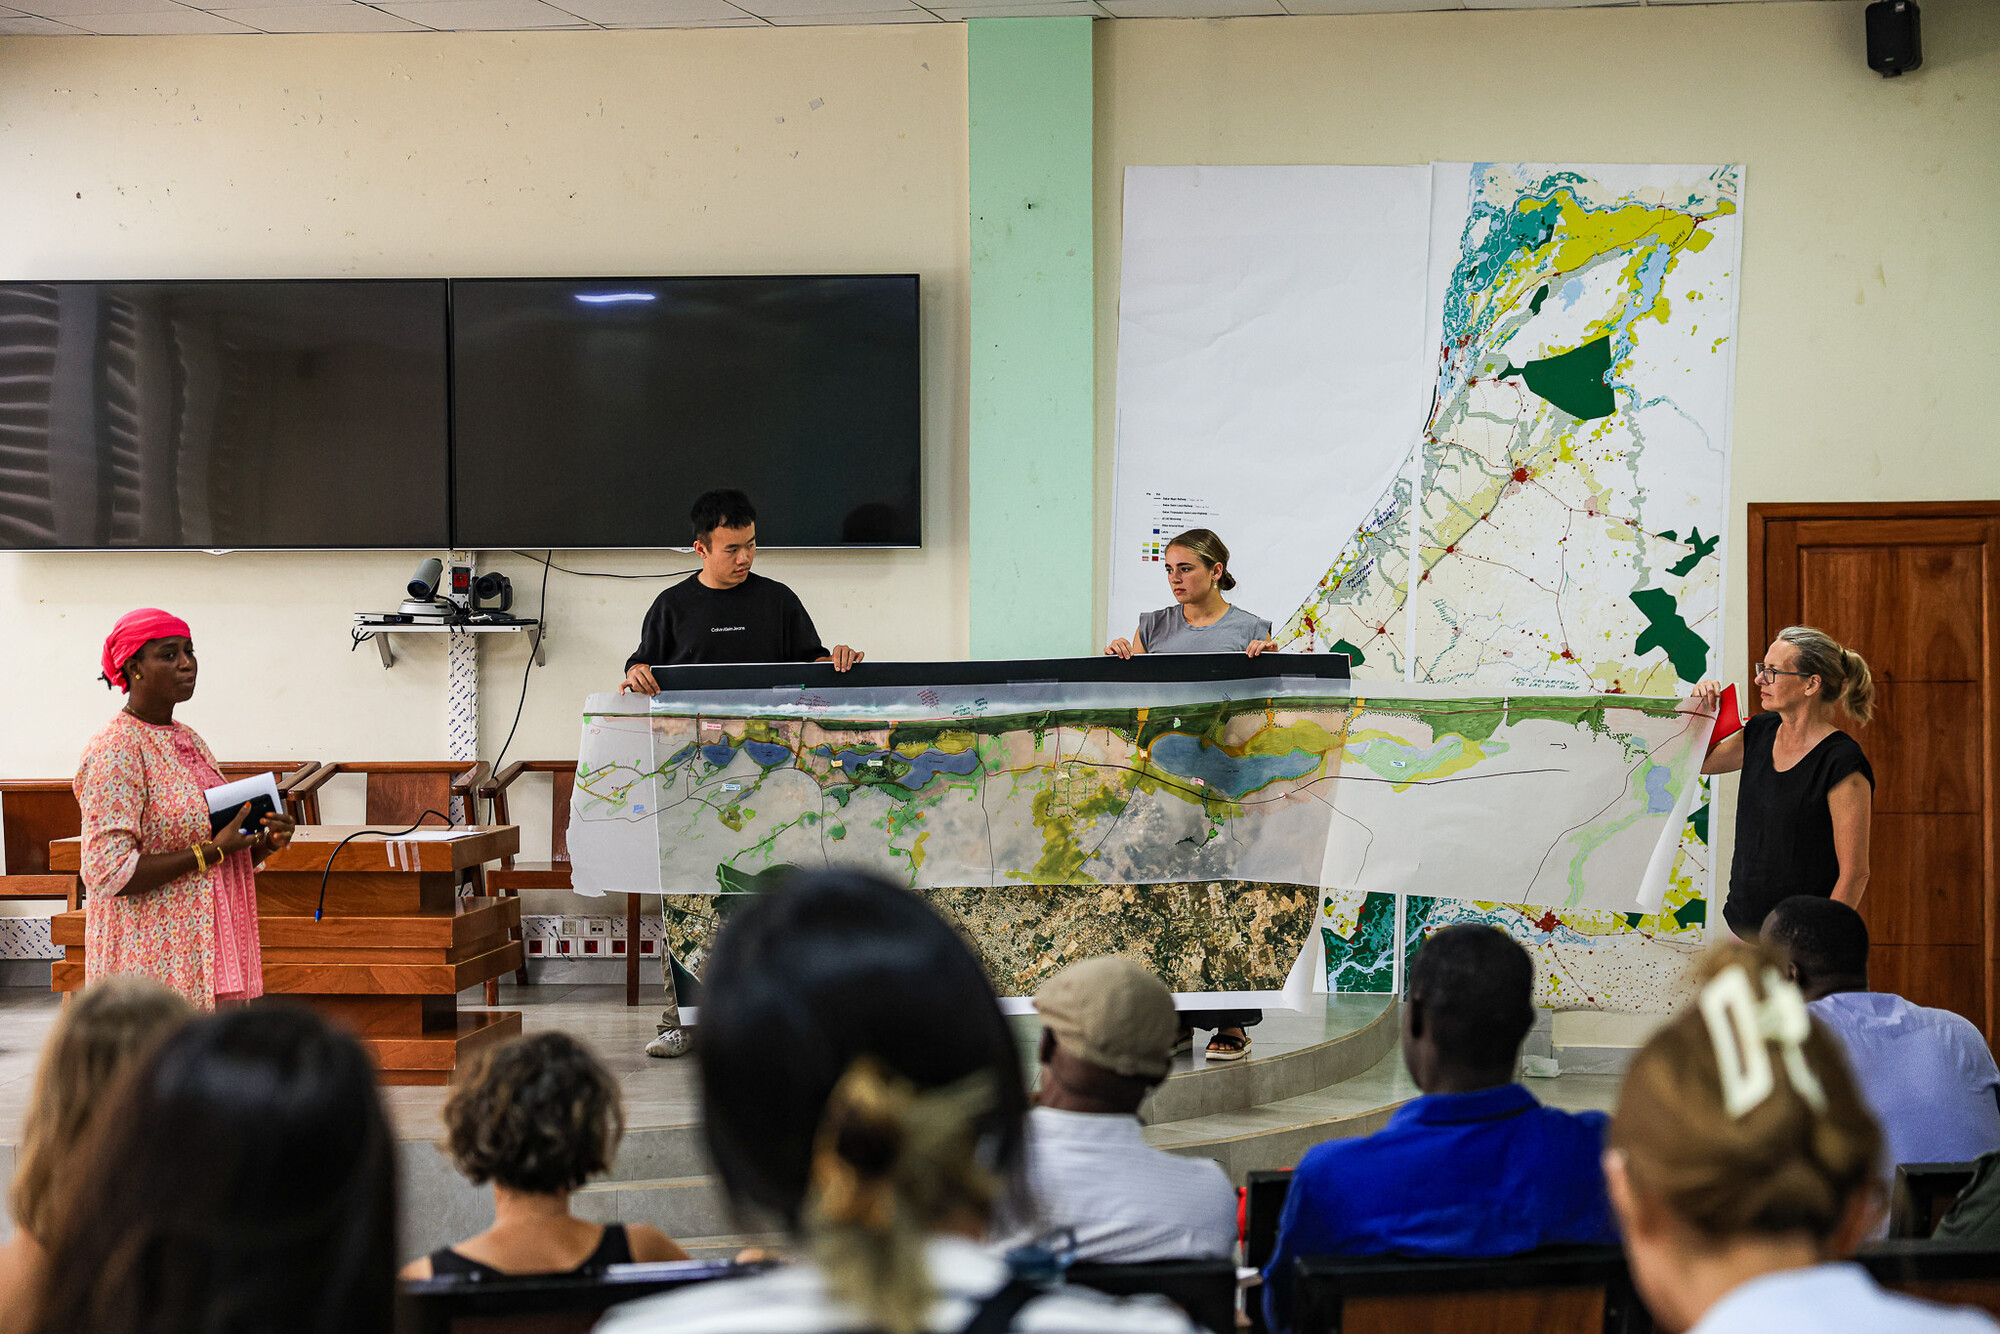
[1144,996,1398,1124]
[1145,1045,1418,1182]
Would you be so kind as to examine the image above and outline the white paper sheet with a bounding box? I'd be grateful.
[1107,165,1436,648]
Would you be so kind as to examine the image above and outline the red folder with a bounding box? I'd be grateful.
[1707,683,1743,753]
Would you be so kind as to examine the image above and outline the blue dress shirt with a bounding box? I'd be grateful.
[1261,1083,1616,1333]
[1810,991,2000,1170]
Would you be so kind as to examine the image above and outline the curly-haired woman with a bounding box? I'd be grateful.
[401,1031,688,1279]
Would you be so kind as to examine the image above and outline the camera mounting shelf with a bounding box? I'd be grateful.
[351,615,545,670]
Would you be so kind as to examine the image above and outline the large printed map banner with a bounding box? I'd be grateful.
[570,678,1713,1000]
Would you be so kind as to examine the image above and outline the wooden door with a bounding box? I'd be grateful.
[1750,502,2000,1038]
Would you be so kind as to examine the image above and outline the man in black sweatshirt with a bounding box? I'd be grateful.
[622,488,863,694]
[623,489,862,1060]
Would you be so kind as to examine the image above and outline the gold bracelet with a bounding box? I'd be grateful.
[191,842,208,873]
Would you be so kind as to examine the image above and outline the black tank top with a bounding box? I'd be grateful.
[1724,713,1873,934]
[427,1223,633,1280]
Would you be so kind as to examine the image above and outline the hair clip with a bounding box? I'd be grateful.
[1699,964,1828,1118]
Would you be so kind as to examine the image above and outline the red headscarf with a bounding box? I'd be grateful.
[101,608,192,693]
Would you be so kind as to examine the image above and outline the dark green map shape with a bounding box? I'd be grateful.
[1500,335,1616,421]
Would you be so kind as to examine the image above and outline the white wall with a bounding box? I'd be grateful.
[0,29,971,835]
[1093,1,2000,953]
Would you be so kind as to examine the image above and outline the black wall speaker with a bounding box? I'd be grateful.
[1866,0,1923,78]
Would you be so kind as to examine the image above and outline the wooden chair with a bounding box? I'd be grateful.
[1067,1259,1237,1334]
[1892,1162,1982,1239]
[397,1259,752,1334]
[1292,1247,1650,1334]
[290,761,493,914]
[485,761,647,1008]
[1858,1239,2000,1319]
[1243,1168,1293,1334]
[212,761,322,822]
[0,780,82,910]
[481,762,575,1005]
[290,761,491,830]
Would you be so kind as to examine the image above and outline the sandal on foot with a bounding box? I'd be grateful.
[1205,1030,1251,1062]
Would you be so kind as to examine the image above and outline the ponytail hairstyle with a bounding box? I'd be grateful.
[1776,626,1875,725]
[695,871,1028,1334]
[1166,529,1236,592]
[1610,941,1880,1243]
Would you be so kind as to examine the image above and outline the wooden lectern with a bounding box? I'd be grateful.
[51,826,524,1085]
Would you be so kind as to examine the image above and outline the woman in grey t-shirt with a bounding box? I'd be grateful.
[1104,528,1273,1062]
[1105,528,1275,659]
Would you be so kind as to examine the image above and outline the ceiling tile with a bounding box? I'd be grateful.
[58,5,259,26]
[1282,0,1461,12]
[761,6,936,18]
[214,3,431,27]
[1462,0,1634,8]
[375,0,589,23]
[936,0,1103,13]
[734,0,916,13]
[1098,0,1282,15]
[182,0,380,11]
[594,13,767,23]
[548,0,747,20]
[9,0,183,17]
[0,9,84,25]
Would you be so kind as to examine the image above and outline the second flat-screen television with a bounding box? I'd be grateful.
[451,275,922,549]
[0,280,450,550]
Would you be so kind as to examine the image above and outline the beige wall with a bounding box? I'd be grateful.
[0,29,972,834]
[1093,1,2000,960]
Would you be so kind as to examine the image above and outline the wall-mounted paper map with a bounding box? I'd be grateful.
[571,681,1712,920]
[1111,162,1742,1009]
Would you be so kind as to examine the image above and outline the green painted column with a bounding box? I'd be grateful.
[967,17,1095,660]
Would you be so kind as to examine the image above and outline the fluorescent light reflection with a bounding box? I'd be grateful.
[574,292,658,305]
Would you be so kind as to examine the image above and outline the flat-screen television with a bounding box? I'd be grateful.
[0,280,450,550]
[450,275,921,549]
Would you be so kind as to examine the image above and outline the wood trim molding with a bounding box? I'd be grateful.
[1748,501,2000,523]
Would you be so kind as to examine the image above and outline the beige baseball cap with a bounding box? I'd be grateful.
[1033,956,1179,1080]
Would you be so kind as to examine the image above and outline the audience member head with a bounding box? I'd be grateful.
[35,1005,397,1334]
[1762,896,1870,1001]
[445,1030,624,1196]
[1401,924,1535,1094]
[1607,941,1881,1333]
[697,870,1028,1334]
[1034,956,1179,1116]
[10,977,191,1242]
[1769,626,1875,725]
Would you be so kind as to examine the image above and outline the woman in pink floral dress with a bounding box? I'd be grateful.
[74,609,296,1008]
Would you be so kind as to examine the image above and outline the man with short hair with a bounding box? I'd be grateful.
[1764,895,2000,1171]
[623,488,864,1060]
[993,957,1237,1263]
[621,488,863,695]
[1261,925,1615,1334]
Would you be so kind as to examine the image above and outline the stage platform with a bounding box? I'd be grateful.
[0,984,1624,1261]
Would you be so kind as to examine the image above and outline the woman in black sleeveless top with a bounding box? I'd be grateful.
[1693,626,1875,939]
[401,1031,687,1280]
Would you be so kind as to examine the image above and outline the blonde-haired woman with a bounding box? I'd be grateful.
[0,976,192,1334]
[1605,941,1995,1332]
[1105,529,1276,659]
[1693,627,1875,939]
